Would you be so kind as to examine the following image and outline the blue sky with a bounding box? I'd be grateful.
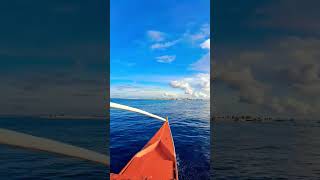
[110,0,210,99]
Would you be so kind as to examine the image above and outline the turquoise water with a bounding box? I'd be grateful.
[110,99,210,180]
[0,117,107,179]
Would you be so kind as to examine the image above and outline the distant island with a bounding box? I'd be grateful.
[111,97,209,101]
[212,115,295,122]
[40,114,105,120]
[0,113,105,120]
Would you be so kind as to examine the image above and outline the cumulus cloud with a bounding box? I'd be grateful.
[218,64,319,117]
[170,80,193,95]
[156,55,176,63]
[219,67,268,105]
[170,73,210,99]
[162,92,178,98]
[151,39,180,50]
[215,37,320,118]
[280,63,319,84]
[147,30,165,42]
[265,96,319,117]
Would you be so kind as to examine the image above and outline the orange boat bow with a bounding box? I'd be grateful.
[111,120,178,180]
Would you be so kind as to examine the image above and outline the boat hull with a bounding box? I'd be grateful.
[111,121,178,180]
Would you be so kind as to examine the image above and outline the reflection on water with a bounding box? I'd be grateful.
[0,117,107,179]
[110,99,210,180]
[212,120,320,179]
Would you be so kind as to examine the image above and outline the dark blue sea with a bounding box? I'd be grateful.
[212,120,320,179]
[0,117,108,179]
[110,99,211,180]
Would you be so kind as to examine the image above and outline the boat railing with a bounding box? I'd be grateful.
[110,102,166,122]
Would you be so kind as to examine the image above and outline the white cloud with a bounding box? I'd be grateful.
[190,53,210,72]
[156,55,176,63]
[169,73,210,99]
[170,80,194,94]
[215,37,320,118]
[151,39,180,50]
[200,39,210,49]
[110,74,210,100]
[188,24,210,42]
[162,92,178,98]
[219,67,268,105]
[189,37,210,72]
[147,30,165,42]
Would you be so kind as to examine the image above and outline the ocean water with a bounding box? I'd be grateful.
[110,99,210,180]
[0,117,108,179]
[212,120,320,179]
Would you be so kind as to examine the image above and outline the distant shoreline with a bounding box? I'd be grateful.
[211,115,312,122]
[111,98,209,101]
[0,114,106,120]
